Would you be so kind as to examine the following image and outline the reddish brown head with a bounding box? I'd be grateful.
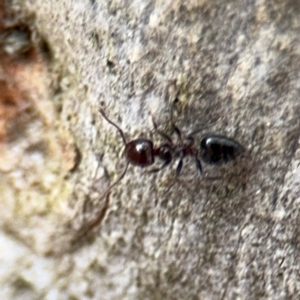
[125,139,154,167]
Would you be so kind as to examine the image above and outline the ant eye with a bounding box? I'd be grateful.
[125,139,154,167]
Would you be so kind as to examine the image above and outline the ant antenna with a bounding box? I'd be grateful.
[99,107,127,145]
[169,97,183,144]
[98,107,130,197]
[79,160,127,237]
[101,162,129,199]
[79,162,130,236]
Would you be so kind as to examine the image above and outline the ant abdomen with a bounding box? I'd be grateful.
[200,134,244,164]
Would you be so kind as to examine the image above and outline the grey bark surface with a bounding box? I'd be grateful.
[1,0,300,299]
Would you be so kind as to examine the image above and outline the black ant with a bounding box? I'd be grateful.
[98,107,244,196]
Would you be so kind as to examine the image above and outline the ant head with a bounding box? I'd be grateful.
[125,139,154,167]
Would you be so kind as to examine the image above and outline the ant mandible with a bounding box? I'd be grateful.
[98,107,244,196]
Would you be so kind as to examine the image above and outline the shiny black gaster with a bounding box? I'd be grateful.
[200,134,244,164]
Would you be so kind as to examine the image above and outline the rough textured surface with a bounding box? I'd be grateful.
[1,0,300,299]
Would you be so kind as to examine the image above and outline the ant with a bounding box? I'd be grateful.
[98,107,245,196]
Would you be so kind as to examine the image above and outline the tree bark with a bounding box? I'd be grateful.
[1,0,300,299]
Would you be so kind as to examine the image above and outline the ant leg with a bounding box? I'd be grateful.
[162,158,183,196]
[187,121,220,137]
[195,157,203,175]
[176,158,183,176]
[146,159,172,173]
[150,111,181,144]
[172,124,183,145]
[187,128,205,137]
[99,107,127,146]
[150,113,173,144]
[185,136,194,147]
[169,98,183,144]
[194,155,221,180]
